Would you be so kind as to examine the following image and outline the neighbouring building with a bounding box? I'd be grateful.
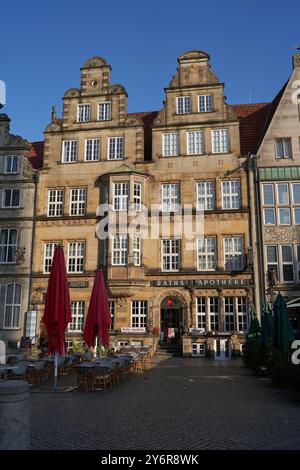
[31,51,255,358]
[0,112,40,348]
[252,53,300,339]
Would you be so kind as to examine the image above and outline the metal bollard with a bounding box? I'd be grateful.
[0,380,30,450]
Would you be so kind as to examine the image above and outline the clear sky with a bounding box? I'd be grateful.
[1,0,300,142]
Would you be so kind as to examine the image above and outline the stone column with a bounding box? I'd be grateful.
[0,380,30,450]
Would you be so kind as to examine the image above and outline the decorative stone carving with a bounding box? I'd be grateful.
[0,115,28,148]
[109,84,127,95]
[264,226,300,242]
[45,122,61,133]
[125,116,143,127]
[15,247,26,264]
[63,88,80,98]
[83,56,108,68]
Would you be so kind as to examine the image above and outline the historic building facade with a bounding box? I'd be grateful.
[252,53,300,339]
[0,113,37,347]
[31,51,254,357]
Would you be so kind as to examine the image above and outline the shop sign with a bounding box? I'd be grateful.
[151,279,249,288]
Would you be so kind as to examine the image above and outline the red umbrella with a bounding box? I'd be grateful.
[43,246,71,356]
[84,270,111,349]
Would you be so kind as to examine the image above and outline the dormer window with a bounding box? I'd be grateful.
[177,96,191,114]
[77,104,90,122]
[5,155,19,174]
[198,94,213,112]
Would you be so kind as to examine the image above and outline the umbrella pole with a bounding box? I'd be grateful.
[94,336,98,358]
[54,352,58,390]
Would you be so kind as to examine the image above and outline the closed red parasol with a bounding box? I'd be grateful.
[84,270,111,349]
[43,246,71,356]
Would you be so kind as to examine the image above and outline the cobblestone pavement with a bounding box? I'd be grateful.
[30,357,300,450]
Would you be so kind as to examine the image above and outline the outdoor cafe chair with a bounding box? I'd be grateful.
[90,366,113,393]
[76,365,93,392]
[10,363,31,382]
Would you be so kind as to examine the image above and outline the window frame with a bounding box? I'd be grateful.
[69,301,85,333]
[111,235,128,266]
[161,238,180,272]
[177,96,191,114]
[197,236,216,271]
[47,189,64,217]
[161,182,180,213]
[3,283,21,329]
[77,104,91,123]
[85,138,100,161]
[196,181,215,211]
[187,130,204,155]
[98,101,112,121]
[275,138,292,159]
[221,179,240,210]
[43,242,61,274]
[224,236,243,271]
[2,188,21,208]
[5,155,19,174]
[67,241,85,274]
[113,181,129,211]
[162,132,179,157]
[211,129,229,154]
[0,228,18,264]
[62,140,78,163]
[108,136,124,160]
[131,300,147,328]
[198,94,213,113]
[69,188,86,216]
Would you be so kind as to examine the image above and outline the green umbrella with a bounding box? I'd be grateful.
[273,293,295,362]
[261,301,274,346]
[247,306,262,341]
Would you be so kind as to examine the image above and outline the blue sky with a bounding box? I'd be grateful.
[1,0,300,141]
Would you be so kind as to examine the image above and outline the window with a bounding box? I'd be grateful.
[2,189,20,208]
[77,104,90,122]
[133,182,142,211]
[278,208,291,225]
[209,297,219,331]
[296,246,300,281]
[197,237,216,271]
[0,228,17,263]
[5,155,19,174]
[4,283,21,328]
[275,138,292,159]
[70,188,86,216]
[277,183,289,205]
[44,242,61,273]
[133,236,141,266]
[237,297,248,332]
[162,238,180,271]
[187,131,204,155]
[222,180,240,209]
[108,137,124,160]
[67,242,85,273]
[109,300,115,330]
[264,208,276,225]
[69,301,85,332]
[198,94,213,112]
[196,181,215,210]
[212,129,229,153]
[85,138,100,161]
[292,183,300,204]
[47,189,64,217]
[196,297,206,330]
[131,300,147,328]
[266,245,278,283]
[112,235,128,265]
[113,182,129,211]
[161,183,179,212]
[224,236,243,271]
[177,96,191,114]
[192,343,206,357]
[263,184,275,205]
[281,245,294,282]
[62,140,77,163]
[224,297,235,331]
[98,102,111,121]
[163,133,178,157]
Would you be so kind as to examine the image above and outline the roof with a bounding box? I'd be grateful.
[128,111,158,161]
[27,141,44,169]
[231,103,270,155]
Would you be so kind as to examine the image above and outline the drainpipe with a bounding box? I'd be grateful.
[247,154,264,318]
[27,171,39,312]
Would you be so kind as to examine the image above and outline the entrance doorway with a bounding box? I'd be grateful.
[160,296,183,344]
[214,339,231,360]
